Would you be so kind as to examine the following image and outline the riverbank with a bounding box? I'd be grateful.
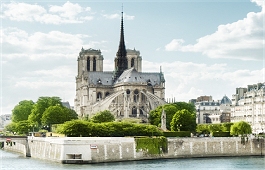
[3,136,264,164]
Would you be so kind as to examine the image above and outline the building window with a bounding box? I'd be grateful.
[97,92,102,101]
[131,58,135,67]
[132,106,137,116]
[87,57,90,71]
[93,57,96,71]
[105,92,110,97]
[134,89,139,102]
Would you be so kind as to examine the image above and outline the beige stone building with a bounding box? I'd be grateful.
[231,83,265,134]
[74,12,166,121]
[195,95,232,124]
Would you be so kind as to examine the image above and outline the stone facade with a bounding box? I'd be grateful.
[74,13,166,121]
[231,83,265,134]
[195,95,232,124]
[4,136,265,164]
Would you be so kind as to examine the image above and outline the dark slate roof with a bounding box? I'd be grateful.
[115,68,163,86]
[88,71,114,85]
[220,95,232,105]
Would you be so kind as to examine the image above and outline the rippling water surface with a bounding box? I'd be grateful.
[1,150,265,170]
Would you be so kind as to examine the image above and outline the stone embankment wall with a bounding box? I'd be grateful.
[3,137,265,164]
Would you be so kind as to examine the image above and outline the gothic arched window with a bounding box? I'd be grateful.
[93,57,96,71]
[131,58,134,67]
[97,92,102,101]
[133,89,139,102]
[132,106,137,116]
[87,57,90,71]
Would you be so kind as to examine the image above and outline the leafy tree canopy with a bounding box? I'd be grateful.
[170,109,196,132]
[41,105,78,126]
[56,120,162,137]
[149,104,178,130]
[230,121,252,136]
[91,110,115,123]
[28,96,62,126]
[149,102,196,130]
[12,100,34,123]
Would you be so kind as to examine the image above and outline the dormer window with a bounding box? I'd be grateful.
[97,78,102,84]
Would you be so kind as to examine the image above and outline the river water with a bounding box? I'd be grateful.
[0,150,265,170]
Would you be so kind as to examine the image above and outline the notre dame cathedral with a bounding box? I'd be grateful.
[74,12,166,122]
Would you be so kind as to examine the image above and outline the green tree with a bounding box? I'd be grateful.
[12,100,35,123]
[91,110,115,123]
[149,102,196,130]
[222,122,234,132]
[4,122,18,134]
[149,104,178,130]
[173,102,196,114]
[57,120,92,137]
[208,124,223,133]
[230,121,252,136]
[28,96,62,126]
[15,120,32,135]
[41,105,78,128]
[170,109,196,132]
[196,124,210,134]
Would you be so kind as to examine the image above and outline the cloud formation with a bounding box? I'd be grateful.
[103,13,135,20]
[2,1,93,24]
[165,0,264,61]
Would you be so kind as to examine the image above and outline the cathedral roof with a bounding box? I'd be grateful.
[87,72,114,86]
[115,67,163,86]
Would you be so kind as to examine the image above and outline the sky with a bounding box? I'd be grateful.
[0,0,264,115]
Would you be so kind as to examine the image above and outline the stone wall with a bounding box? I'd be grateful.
[4,136,265,164]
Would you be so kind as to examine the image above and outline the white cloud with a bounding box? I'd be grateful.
[2,2,93,24]
[165,0,264,61]
[103,13,134,20]
[142,60,264,102]
[1,27,91,60]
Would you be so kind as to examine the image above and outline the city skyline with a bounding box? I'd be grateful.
[1,0,264,115]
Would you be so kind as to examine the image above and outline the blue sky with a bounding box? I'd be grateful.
[1,0,264,115]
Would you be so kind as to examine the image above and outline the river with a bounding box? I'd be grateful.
[0,150,264,170]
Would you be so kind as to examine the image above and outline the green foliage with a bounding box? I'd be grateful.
[149,104,178,130]
[28,96,62,125]
[149,102,196,130]
[230,121,252,136]
[135,137,167,154]
[4,122,18,134]
[56,120,92,137]
[222,123,234,132]
[211,131,231,137]
[173,102,196,114]
[170,109,196,132]
[196,123,234,134]
[12,100,34,123]
[57,120,162,137]
[208,124,223,133]
[196,124,210,134]
[91,110,115,123]
[41,105,78,126]
[163,131,191,137]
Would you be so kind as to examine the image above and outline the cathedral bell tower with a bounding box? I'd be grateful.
[114,11,127,80]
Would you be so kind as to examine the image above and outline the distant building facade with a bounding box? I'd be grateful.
[0,114,11,130]
[74,12,166,121]
[195,95,232,124]
[231,83,265,134]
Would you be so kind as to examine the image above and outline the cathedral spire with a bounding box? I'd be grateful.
[114,6,128,80]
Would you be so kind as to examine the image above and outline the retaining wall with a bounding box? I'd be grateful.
[4,137,265,163]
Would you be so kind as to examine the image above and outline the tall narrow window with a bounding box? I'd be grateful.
[93,57,96,71]
[131,58,134,67]
[87,57,90,71]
